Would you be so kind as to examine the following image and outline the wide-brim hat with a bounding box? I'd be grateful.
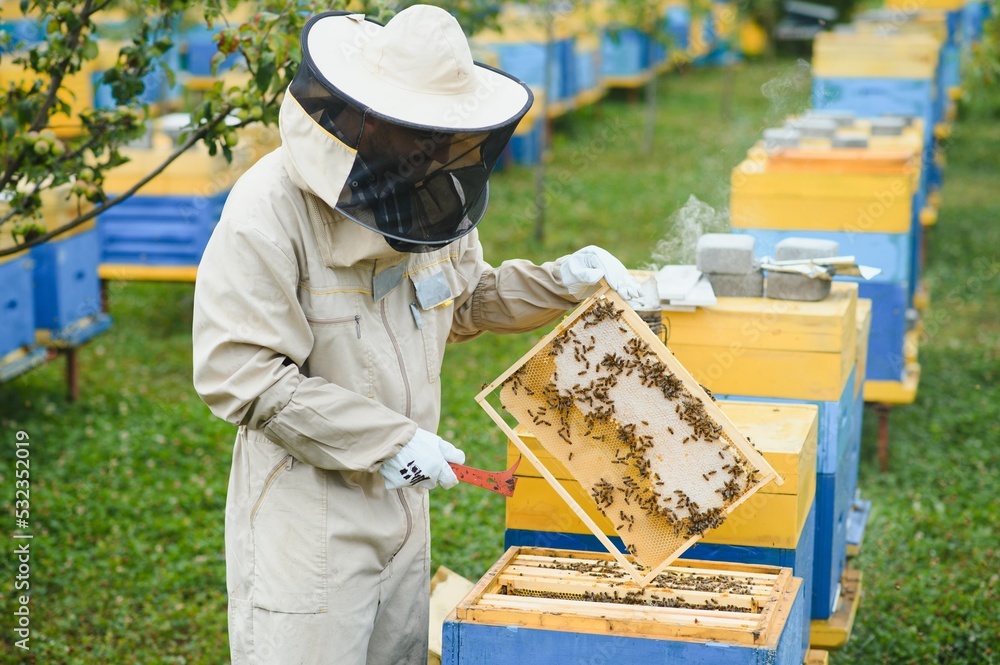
[301,6,533,131]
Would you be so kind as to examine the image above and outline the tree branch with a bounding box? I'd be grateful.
[0,0,95,194]
[29,0,94,132]
[0,107,233,258]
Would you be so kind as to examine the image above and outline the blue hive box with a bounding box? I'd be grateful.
[714,368,856,477]
[92,42,183,109]
[813,77,937,132]
[666,5,691,51]
[31,228,103,333]
[182,25,243,76]
[601,27,651,78]
[444,547,807,665]
[739,229,915,286]
[506,121,543,166]
[483,39,573,106]
[0,252,37,358]
[813,416,862,620]
[0,18,45,52]
[98,190,228,267]
[574,41,601,96]
[857,281,909,383]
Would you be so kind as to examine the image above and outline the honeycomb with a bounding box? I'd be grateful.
[481,286,779,584]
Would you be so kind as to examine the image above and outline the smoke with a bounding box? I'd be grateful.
[647,195,729,268]
[645,61,815,271]
[760,58,813,123]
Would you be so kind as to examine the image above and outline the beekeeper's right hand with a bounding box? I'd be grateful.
[559,245,643,304]
[379,428,466,491]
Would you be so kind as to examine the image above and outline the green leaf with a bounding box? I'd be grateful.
[81,39,98,61]
[210,52,225,76]
[254,51,276,94]
[0,116,17,139]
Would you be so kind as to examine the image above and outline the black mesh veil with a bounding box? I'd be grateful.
[289,20,531,253]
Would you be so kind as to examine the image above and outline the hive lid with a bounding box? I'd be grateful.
[870,117,908,136]
[786,117,839,138]
[832,132,870,149]
[476,284,781,586]
[804,110,857,127]
[764,145,919,173]
[763,127,801,151]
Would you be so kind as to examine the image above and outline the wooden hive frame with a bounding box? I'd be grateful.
[476,284,781,586]
[452,547,801,648]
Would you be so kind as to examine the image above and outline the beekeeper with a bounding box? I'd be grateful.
[192,6,641,664]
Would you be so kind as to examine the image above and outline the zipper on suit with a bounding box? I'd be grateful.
[394,485,414,563]
[305,314,362,338]
[380,299,411,418]
[380,298,414,561]
[250,454,292,525]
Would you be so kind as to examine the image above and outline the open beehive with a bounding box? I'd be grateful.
[476,285,780,586]
[444,547,804,664]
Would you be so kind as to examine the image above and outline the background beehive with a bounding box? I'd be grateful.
[477,285,779,585]
[506,401,817,550]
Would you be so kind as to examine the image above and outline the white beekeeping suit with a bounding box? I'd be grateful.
[192,6,641,664]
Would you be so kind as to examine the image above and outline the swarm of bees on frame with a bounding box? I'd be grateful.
[504,558,762,613]
[503,298,763,561]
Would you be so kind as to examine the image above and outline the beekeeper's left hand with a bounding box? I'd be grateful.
[380,428,465,491]
[559,245,642,303]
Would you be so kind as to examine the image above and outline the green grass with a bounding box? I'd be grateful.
[1,60,997,663]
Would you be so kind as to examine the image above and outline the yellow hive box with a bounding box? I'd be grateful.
[0,59,104,139]
[864,362,920,405]
[849,118,926,153]
[507,401,818,550]
[764,145,922,174]
[586,0,672,31]
[739,18,769,57]
[805,648,830,664]
[812,32,941,79]
[854,10,951,43]
[855,298,872,399]
[655,281,858,402]
[470,2,577,44]
[711,1,738,41]
[731,148,920,233]
[100,122,269,197]
[885,0,964,9]
[0,184,95,252]
[0,39,137,138]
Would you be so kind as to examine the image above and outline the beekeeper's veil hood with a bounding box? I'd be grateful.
[281,5,533,253]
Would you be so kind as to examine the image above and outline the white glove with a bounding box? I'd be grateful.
[559,246,643,303]
[379,428,466,491]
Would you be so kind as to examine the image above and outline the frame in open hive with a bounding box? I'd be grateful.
[452,547,800,646]
[476,285,781,586]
